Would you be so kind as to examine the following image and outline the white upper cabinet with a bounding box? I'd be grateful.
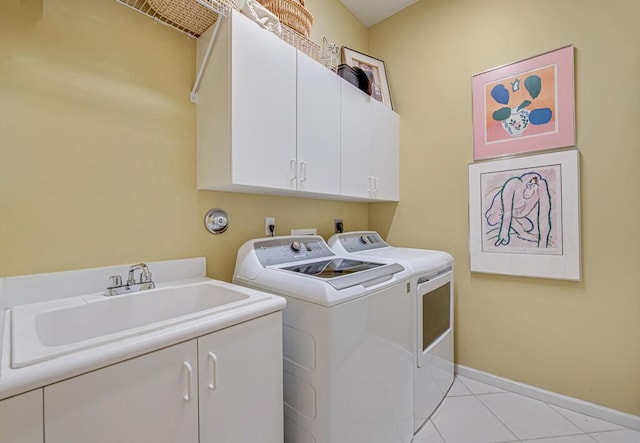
[340,81,373,199]
[341,81,400,200]
[197,10,297,193]
[230,12,297,190]
[370,98,400,201]
[196,10,399,201]
[296,51,341,195]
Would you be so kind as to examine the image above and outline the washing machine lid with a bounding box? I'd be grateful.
[328,231,453,275]
[279,258,405,290]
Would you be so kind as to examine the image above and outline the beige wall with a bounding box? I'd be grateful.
[369,0,640,415]
[306,0,368,54]
[0,0,369,282]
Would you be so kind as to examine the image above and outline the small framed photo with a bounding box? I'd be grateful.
[471,45,575,161]
[468,149,581,280]
[341,47,393,109]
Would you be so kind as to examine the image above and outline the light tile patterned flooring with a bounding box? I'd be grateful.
[413,376,640,443]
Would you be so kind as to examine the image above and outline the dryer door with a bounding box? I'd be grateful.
[416,270,453,368]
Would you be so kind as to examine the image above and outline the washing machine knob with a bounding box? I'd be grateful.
[290,241,302,252]
[360,235,369,244]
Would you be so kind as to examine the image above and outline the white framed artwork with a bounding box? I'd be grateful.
[468,149,581,280]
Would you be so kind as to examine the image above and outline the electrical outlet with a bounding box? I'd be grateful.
[334,218,344,233]
[265,217,276,236]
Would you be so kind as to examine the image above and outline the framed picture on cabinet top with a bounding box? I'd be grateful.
[468,149,581,280]
[471,45,575,161]
[341,46,393,109]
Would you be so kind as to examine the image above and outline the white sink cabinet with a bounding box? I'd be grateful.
[197,10,399,201]
[198,313,283,442]
[45,340,199,443]
[41,312,282,443]
[0,389,43,443]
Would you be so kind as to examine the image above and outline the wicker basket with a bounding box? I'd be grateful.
[146,0,238,37]
[257,0,313,37]
[279,24,320,61]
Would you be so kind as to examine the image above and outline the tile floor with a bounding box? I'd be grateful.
[413,376,640,443]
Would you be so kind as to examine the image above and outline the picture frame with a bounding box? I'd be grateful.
[468,149,581,280]
[341,47,393,109]
[471,45,575,161]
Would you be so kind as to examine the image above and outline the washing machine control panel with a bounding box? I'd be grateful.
[254,236,335,266]
[338,232,389,252]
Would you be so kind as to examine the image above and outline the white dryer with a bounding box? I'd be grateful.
[328,231,454,433]
[233,235,415,443]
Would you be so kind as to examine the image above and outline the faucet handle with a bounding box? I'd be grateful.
[109,275,123,288]
[140,267,153,283]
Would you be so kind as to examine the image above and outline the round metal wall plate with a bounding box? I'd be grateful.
[204,208,229,234]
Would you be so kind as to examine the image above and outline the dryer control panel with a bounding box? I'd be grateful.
[337,232,389,253]
[254,236,334,266]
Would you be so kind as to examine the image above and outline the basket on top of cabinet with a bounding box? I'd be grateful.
[258,0,313,37]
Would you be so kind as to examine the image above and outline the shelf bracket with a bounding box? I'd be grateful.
[191,14,225,103]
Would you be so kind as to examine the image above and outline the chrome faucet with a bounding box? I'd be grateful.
[105,263,156,296]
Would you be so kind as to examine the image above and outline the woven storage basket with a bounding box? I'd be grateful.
[279,24,320,61]
[257,0,313,37]
[147,0,238,37]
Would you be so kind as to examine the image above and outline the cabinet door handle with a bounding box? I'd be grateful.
[368,176,373,193]
[208,352,218,391]
[374,176,379,193]
[183,361,193,402]
[289,159,297,181]
[299,161,307,182]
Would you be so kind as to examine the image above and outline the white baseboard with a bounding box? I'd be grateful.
[455,364,640,432]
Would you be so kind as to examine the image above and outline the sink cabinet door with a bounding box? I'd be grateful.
[44,341,199,443]
[198,312,283,443]
[0,389,43,443]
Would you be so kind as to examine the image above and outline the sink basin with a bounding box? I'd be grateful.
[11,280,271,368]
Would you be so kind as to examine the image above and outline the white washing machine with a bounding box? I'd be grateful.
[328,231,454,434]
[233,235,414,443]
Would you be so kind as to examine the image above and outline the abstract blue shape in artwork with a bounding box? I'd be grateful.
[491,84,510,105]
[529,108,553,125]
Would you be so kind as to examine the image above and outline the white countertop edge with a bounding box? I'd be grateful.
[0,289,285,401]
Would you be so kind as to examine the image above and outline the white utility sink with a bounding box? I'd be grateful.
[11,280,269,368]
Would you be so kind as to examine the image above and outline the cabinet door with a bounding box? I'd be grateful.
[199,313,283,443]
[231,12,297,190]
[297,52,341,195]
[370,101,400,201]
[44,341,198,443]
[340,81,373,199]
[0,390,43,443]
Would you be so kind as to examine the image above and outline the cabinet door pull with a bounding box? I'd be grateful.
[368,176,373,193]
[208,352,218,391]
[299,161,307,182]
[373,176,379,193]
[183,361,193,402]
[289,159,297,181]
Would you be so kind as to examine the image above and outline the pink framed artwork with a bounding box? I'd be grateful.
[472,45,575,161]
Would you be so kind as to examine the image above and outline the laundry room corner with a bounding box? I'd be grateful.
[366,0,640,417]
